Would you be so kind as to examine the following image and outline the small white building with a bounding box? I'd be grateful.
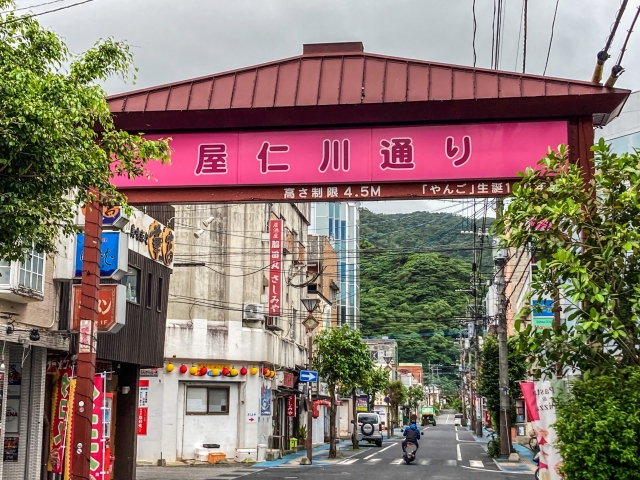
[137,203,311,463]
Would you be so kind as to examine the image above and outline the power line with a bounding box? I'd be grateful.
[543,0,561,76]
[592,0,629,82]
[515,0,525,71]
[472,0,477,67]
[1,0,70,13]
[0,0,96,25]
[605,2,640,87]
[523,0,528,73]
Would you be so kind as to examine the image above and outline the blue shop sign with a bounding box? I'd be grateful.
[75,232,128,279]
[532,299,554,317]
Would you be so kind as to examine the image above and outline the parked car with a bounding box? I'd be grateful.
[454,414,464,426]
[355,412,384,447]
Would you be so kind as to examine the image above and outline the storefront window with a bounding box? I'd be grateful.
[186,387,229,415]
[122,266,139,304]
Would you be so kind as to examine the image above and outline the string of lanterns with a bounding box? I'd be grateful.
[164,362,277,378]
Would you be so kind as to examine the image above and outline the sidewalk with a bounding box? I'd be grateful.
[253,440,365,467]
[464,426,536,474]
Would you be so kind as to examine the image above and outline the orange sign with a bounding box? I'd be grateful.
[72,284,124,332]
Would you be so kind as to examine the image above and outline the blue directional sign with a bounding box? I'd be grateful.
[299,370,318,383]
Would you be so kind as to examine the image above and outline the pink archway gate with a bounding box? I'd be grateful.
[107,42,628,203]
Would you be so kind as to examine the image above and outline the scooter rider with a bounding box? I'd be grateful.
[402,418,421,452]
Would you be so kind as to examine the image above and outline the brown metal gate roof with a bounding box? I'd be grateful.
[106,42,629,131]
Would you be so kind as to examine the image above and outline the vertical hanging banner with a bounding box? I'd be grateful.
[520,381,566,480]
[286,395,296,418]
[91,375,106,480]
[269,219,283,317]
[48,368,73,474]
[138,379,149,435]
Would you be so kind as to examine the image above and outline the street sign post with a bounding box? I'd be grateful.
[299,370,318,383]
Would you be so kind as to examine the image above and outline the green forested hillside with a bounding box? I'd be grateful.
[359,208,493,393]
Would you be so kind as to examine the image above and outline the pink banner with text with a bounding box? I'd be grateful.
[112,121,567,189]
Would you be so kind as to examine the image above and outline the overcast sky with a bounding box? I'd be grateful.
[21,0,640,214]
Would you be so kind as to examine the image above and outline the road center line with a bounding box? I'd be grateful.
[364,453,377,459]
[379,444,395,453]
[457,444,462,461]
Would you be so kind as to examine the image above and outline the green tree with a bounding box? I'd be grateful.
[0,0,170,262]
[405,385,425,419]
[477,335,527,433]
[554,368,640,480]
[385,380,406,435]
[497,141,640,375]
[313,325,373,456]
[363,366,390,412]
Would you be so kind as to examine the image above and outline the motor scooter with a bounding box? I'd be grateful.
[403,442,417,464]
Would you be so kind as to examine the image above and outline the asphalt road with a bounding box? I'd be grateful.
[137,414,534,479]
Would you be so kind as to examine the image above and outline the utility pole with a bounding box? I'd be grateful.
[494,199,511,456]
[71,197,102,480]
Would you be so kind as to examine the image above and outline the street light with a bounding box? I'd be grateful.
[301,298,320,314]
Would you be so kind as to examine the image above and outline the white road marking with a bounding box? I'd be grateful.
[379,444,395,453]
[365,459,382,464]
[338,458,359,465]
[419,459,432,465]
[364,453,377,460]
[461,465,532,474]
[445,459,457,466]
[457,444,462,461]
[446,414,451,424]
[455,426,458,432]
[391,459,403,465]
[470,460,485,468]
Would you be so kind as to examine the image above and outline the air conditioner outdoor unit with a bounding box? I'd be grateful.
[243,303,264,322]
[266,316,283,332]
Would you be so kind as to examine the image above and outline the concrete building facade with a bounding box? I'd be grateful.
[136,203,311,464]
[0,251,70,480]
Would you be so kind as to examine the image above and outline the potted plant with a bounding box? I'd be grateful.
[297,425,307,452]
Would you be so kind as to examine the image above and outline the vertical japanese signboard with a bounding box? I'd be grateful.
[137,380,149,435]
[269,219,283,317]
[286,395,296,418]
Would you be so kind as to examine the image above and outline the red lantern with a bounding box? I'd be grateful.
[262,367,269,376]
[200,366,208,376]
[179,364,187,374]
[240,367,248,376]
[222,367,230,376]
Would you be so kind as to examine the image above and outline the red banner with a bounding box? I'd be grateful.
[269,219,283,316]
[137,408,148,435]
[48,369,73,474]
[286,395,296,418]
